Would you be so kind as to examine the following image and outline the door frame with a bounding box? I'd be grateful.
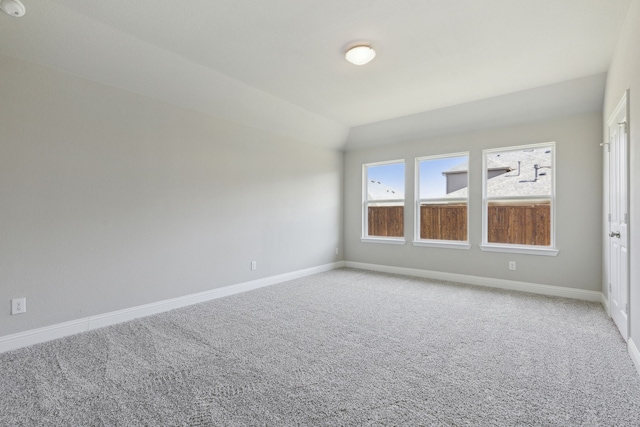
[604,89,630,340]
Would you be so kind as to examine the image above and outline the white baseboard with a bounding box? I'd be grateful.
[345,261,603,302]
[0,261,345,354]
[600,293,611,316]
[0,260,608,354]
[629,338,640,376]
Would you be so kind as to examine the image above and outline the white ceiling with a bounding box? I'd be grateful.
[0,0,631,149]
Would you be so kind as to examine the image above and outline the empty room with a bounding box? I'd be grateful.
[1,0,639,425]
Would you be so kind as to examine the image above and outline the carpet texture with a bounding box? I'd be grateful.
[1,268,639,426]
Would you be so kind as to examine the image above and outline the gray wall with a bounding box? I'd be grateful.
[345,112,603,290]
[0,55,343,337]
[605,1,640,345]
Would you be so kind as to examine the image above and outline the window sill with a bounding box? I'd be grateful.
[413,240,471,250]
[361,237,406,245]
[479,244,559,256]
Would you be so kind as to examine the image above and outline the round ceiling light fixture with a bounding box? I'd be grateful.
[345,45,376,65]
[1,0,26,17]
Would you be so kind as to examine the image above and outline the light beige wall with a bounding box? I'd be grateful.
[0,54,343,336]
[345,113,602,290]
[605,1,640,345]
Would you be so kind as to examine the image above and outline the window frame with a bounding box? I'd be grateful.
[480,142,559,256]
[361,159,406,245]
[413,152,471,250]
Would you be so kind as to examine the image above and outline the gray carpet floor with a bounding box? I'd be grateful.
[1,268,640,426]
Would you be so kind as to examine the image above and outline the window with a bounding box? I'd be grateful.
[481,143,558,256]
[414,153,470,249]
[362,160,405,244]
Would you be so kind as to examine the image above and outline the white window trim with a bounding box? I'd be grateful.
[362,159,406,244]
[479,244,558,256]
[480,142,558,256]
[414,152,470,249]
[413,240,471,250]
[361,237,407,245]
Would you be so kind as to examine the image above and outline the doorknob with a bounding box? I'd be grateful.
[609,231,621,238]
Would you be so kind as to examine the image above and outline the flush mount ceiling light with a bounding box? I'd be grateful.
[345,45,376,65]
[1,0,26,17]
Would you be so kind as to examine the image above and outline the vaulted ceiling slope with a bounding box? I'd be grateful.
[0,0,631,149]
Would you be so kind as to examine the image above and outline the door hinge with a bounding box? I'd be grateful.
[608,213,611,222]
[609,283,612,293]
[619,121,628,134]
[625,213,628,224]
[625,303,629,315]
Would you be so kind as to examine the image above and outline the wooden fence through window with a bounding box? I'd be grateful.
[487,201,550,246]
[367,206,404,237]
[368,201,551,245]
[420,204,467,240]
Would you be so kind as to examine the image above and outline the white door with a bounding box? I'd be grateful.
[607,92,629,341]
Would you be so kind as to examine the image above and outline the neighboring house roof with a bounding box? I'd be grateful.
[367,180,404,200]
[445,148,552,198]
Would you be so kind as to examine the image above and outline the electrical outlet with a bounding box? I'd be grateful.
[11,297,26,315]
[251,261,257,271]
[509,261,516,271]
